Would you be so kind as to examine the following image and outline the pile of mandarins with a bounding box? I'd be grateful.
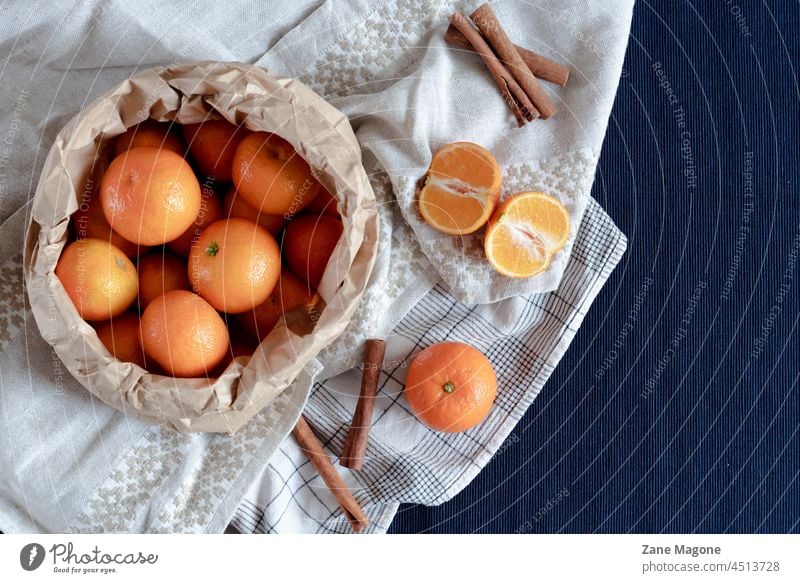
[57,119,342,378]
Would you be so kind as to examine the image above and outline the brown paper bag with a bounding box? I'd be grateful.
[23,61,379,433]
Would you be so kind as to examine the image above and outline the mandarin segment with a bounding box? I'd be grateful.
[232,132,321,216]
[140,290,229,377]
[100,147,201,246]
[484,191,570,278]
[55,238,138,321]
[418,142,501,235]
[188,218,281,314]
[404,341,497,433]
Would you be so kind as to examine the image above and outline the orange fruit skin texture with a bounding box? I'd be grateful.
[72,184,146,258]
[167,183,224,257]
[405,341,497,433]
[418,142,502,235]
[223,188,286,236]
[484,192,571,278]
[232,132,321,217]
[114,120,185,157]
[303,188,340,218]
[55,239,138,321]
[238,268,316,340]
[94,312,146,368]
[188,218,281,314]
[182,120,248,182]
[137,251,191,309]
[100,147,201,246]
[141,290,229,377]
[283,215,343,288]
[140,290,229,378]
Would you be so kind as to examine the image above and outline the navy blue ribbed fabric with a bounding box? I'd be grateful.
[391,0,799,534]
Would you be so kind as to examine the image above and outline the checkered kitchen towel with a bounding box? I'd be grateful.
[0,0,632,533]
[231,196,626,533]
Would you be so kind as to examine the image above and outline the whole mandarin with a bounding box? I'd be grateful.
[238,268,316,340]
[303,188,339,217]
[188,218,281,314]
[137,251,191,309]
[55,238,138,321]
[223,188,285,236]
[208,326,258,377]
[114,120,185,157]
[94,312,147,368]
[232,132,321,216]
[140,290,229,377]
[404,341,497,433]
[182,119,248,182]
[283,214,343,288]
[100,147,201,246]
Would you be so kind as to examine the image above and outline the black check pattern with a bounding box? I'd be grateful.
[232,197,626,533]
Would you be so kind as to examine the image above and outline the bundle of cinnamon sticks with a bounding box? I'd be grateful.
[446,4,569,127]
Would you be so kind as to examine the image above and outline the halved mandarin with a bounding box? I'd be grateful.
[418,142,501,235]
[484,192,570,278]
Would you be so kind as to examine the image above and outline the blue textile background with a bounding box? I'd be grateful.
[391,1,799,534]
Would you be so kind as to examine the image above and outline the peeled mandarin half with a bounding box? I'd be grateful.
[418,142,501,235]
[484,192,570,278]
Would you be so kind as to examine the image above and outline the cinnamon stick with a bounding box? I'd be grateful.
[292,415,368,533]
[449,12,538,126]
[470,3,558,119]
[444,24,569,87]
[340,339,387,470]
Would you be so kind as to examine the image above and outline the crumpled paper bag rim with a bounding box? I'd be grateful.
[23,61,379,433]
